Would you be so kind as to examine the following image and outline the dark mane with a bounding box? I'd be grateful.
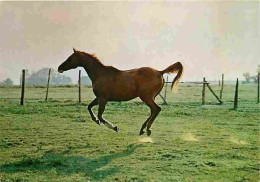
[80,51,104,66]
[89,53,104,65]
[82,51,120,72]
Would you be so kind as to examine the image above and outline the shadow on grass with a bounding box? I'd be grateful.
[0,144,141,180]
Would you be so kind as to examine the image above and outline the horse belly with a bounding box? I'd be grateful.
[109,95,137,101]
[109,77,137,101]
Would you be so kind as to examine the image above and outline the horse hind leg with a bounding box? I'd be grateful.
[146,103,161,136]
[98,98,119,132]
[139,115,152,135]
[139,97,161,136]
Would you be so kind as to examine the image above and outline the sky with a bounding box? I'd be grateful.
[0,1,259,84]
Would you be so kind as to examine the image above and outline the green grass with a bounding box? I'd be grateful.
[0,84,259,181]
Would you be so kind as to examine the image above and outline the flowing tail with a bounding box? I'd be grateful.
[160,62,184,90]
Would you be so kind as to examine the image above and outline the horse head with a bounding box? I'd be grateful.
[58,48,82,73]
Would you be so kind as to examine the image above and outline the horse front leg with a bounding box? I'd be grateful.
[87,98,101,125]
[98,98,119,132]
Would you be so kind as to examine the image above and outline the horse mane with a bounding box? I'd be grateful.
[79,51,104,66]
[81,51,120,72]
[89,53,103,65]
[82,52,104,66]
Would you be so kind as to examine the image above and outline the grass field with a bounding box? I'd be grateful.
[0,84,259,181]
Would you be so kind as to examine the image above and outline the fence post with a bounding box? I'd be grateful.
[164,76,168,101]
[202,77,206,105]
[220,74,224,100]
[233,78,239,109]
[45,69,51,102]
[257,72,259,104]
[78,70,81,103]
[20,69,25,105]
[159,93,167,105]
[206,83,223,104]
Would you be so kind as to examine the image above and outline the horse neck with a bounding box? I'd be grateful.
[81,57,106,82]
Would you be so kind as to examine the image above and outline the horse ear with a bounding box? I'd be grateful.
[73,48,77,52]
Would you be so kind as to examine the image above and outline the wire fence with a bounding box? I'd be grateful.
[0,70,259,111]
[0,83,258,110]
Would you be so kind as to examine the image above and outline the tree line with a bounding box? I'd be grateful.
[242,65,260,84]
[0,68,92,86]
[1,66,259,86]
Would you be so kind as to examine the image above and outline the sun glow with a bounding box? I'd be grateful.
[138,137,153,143]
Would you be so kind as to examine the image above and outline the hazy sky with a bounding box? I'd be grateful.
[0,1,259,84]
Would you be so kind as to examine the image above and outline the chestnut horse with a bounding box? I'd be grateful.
[58,48,183,136]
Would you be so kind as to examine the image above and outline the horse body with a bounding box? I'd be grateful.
[92,67,163,102]
[58,48,183,136]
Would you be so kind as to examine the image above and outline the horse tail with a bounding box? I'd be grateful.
[160,62,184,90]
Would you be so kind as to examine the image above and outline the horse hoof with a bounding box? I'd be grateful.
[114,126,119,132]
[139,130,145,136]
[147,130,151,136]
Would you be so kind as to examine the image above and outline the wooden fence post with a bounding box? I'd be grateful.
[45,69,51,102]
[202,77,206,105]
[78,70,81,103]
[220,74,224,100]
[257,73,259,104]
[159,93,167,105]
[206,83,223,104]
[233,78,239,109]
[20,69,25,105]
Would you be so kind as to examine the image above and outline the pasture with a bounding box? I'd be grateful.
[0,84,259,181]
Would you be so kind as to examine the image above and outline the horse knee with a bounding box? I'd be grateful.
[147,106,161,129]
[155,106,161,115]
[158,106,161,113]
[151,105,161,114]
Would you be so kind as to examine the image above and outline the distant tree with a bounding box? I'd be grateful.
[252,76,258,83]
[27,68,49,85]
[243,65,260,84]
[50,73,72,85]
[0,78,13,85]
[252,65,260,83]
[26,68,72,85]
[81,76,92,86]
[243,72,251,83]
